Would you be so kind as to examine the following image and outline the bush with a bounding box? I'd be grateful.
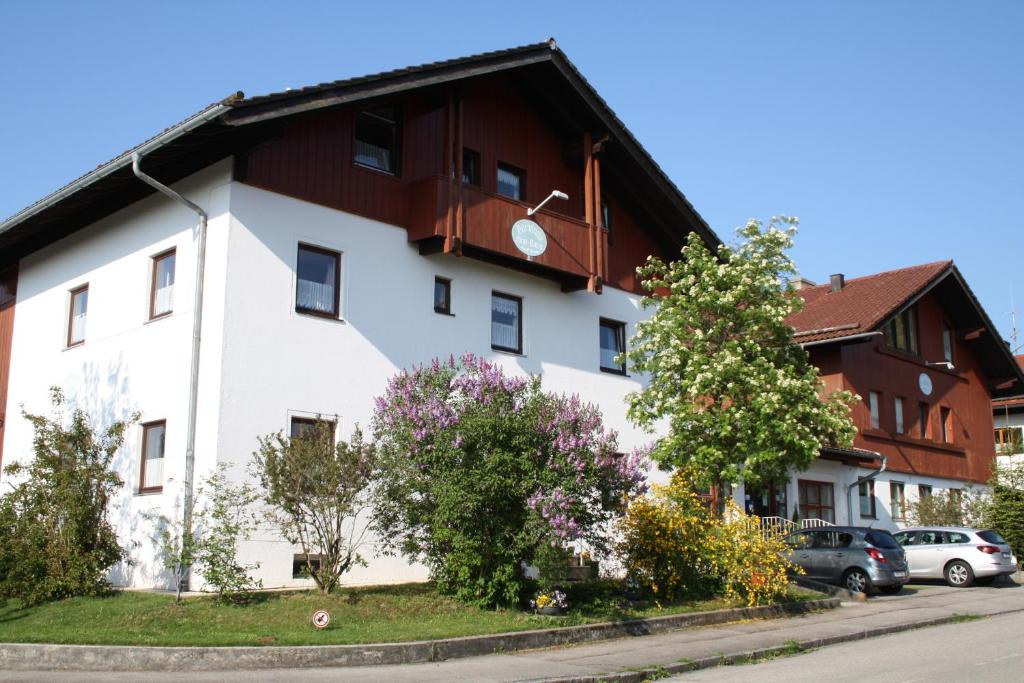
[253,424,377,595]
[989,462,1024,565]
[0,388,130,605]
[616,471,718,603]
[716,502,795,606]
[148,464,262,603]
[371,355,647,608]
[908,487,988,527]
[617,471,798,607]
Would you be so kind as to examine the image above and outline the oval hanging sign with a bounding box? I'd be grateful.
[511,219,548,257]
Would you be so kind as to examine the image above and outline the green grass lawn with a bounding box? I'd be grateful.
[0,582,817,647]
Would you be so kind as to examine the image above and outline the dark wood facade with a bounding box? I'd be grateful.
[237,73,673,294]
[0,265,16,472]
[811,290,997,484]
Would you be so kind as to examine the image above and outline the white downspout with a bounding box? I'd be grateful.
[846,454,887,525]
[132,153,207,592]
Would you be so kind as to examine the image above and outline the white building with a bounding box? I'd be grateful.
[0,42,719,590]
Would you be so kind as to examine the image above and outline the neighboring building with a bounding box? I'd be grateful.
[741,262,1024,529]
[0,41,719,589]
[993,355,1024,466]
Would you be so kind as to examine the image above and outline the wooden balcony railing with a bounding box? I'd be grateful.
[409,175,597,287]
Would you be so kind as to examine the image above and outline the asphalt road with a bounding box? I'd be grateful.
[675,609,1024,682]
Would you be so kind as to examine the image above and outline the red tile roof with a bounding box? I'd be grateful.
[787,260,953,344]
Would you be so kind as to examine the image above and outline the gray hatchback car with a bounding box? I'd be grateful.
[784,527,910,594]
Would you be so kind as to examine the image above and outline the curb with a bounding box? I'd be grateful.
[0,598,838,672]
[527,610,1021,683]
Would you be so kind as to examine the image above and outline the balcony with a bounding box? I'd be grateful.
[409,175,596,289]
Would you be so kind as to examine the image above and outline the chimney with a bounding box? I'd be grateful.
[830,273,845,292]
[790,277,817,290]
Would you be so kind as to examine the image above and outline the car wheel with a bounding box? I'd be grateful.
[945,560,975,587]
[879,584,902,595]
[843,568,872,594]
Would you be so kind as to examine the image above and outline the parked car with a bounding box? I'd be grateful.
[892,527,1017,587]
[784,527,910,594]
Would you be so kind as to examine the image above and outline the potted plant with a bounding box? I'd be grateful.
[530,589,569,616]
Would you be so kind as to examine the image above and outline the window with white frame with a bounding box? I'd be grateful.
[890,482,906,520]
[869,391,880,429]
[894,396,905,434]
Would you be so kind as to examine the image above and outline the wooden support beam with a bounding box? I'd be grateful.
[593,154,606,285]
[583,132,596,292]
[444,91,455,253]
[963,328,986,340]
[454,97,465,254]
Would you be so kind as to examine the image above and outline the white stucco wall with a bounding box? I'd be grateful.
[221,183,655,588]
[2,161,233,588]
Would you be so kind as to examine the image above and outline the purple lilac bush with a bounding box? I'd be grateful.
[371,354,648,607]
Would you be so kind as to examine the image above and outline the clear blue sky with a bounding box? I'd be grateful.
[2,1,1021,344]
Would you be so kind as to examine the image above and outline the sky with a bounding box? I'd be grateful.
[1,0,1021,345]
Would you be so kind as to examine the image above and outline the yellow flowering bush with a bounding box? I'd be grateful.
[616,471,719,603]
[715,502,800,606]
[618,472,801,607]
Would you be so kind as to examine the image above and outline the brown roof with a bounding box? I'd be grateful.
[788,261,953,344]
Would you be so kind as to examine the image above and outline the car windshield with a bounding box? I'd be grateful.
[865,531,900,549]
[978,530,1007,544]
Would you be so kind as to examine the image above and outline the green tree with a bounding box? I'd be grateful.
[908,487,988,528]
[0,388,130,605]
[625,218,858,489]
[252,423,377,595]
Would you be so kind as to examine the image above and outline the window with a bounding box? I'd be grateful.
[883,306,918,354]
[890,482,906,520]
[599,319,626,374]
[296,244,340,318]
[601,200,612,244]
[461,148,480,186]
[995,427,1024,453]
[496,163,525,201]
[940,406,952,443]
[354,105,400,174]
[893,531,918,546]
[858,480,876,518]
[919,402,929,439]
[894,396,905,434]
[67,284,89,347]
[491,292,522,353]
[942,324,954,364]
[290,416,336,443]
[433,277,452,315]
[868,391,880,429]
[149,249,176,319]
[292,553,324,579]
[140,420,166,493]
[798,480,835,523]
[919,484,932,499]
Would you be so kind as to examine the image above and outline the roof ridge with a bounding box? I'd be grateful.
[802,259,952,291]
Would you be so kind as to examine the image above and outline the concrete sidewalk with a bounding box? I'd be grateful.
[6,579,1020,682]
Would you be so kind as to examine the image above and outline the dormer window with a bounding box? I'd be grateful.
[882,306,918,354]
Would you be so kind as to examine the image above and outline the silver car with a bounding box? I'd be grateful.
[784,527,910,594]
[892,527,1018,587]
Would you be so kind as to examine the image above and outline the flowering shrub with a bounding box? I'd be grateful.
[616,471,719,603]
[715,502,799,606]
[618,471,800,607]
[530,589,569,611]
[371,354,647,607]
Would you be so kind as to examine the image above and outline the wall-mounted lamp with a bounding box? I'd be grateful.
[926,361,955,371]
[527,190,569,216]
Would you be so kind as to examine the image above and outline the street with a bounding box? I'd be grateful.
[675,609,1024,681]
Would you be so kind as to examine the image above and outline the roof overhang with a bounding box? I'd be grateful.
[820,446,882,466]
[0,40,719,270]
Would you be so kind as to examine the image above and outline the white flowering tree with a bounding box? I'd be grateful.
[625,216,857,489]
